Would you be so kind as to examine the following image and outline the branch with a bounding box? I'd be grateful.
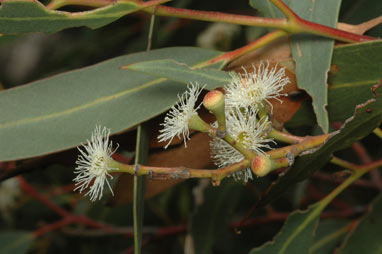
[45,0,376,43]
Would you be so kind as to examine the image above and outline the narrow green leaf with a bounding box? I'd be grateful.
[251,169,366,254]
[250,203,320,254]
[0,47,223,162]
[191,180,241,254]
[249,0,341,132]
[260,86,382,206]
[0,231,34,254]
[133,124,149,254]
[338,195,382,254]
[289,0,341,133]
[123,59,230,89]
[309,219,350,254]
[0,0,168,34]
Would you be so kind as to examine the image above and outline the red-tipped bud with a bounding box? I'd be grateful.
[203,90,226,130]
[251,155,272,177]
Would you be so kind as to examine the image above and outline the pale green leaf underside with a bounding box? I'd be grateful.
[289,0,341,133]
[0,47,223,162]
[0,0,167,34]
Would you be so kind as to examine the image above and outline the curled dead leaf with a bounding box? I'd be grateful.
[337,16,382,35]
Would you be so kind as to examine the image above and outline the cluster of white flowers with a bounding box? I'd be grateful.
[156,61,289,183]
[210,107,274,182]
[73,61,289,201]
[73,126,117,201]
[210,62,288,182]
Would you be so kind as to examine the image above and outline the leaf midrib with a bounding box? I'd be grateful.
[0,77,166,129]
[330,79,379,89]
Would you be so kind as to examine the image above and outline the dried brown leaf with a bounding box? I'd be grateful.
[337,16,382,35]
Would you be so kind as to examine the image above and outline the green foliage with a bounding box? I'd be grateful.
[328,41,382,121]
[123,59,229,87]
[338,195,382,254]
[0,0,381,253]
[251,0,341,132]
[288,40,382,126]
[250,203,320,254]
[310,219,350,254]
[289,0,342,133]
[0,47,222,162]
[0,0,166,34]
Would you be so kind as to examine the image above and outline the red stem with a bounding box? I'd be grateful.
[232,208,363,229]
[18,177,69,217]
[307,184,351,210]
[205,30,287,65]
[296,17,375,43]
[148,5,376,43]
[152,5,288,29]
[19,176,113,238]
[34,217,74,238]
[352,142,382,190]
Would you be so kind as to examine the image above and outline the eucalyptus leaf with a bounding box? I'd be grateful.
[338,195,382,254]
[289,0,341,133]
[0,0,167,34]
[0,47,223,162]
[328,40,382,122]
[309,219,350,254]
[250,203,320,254]
[123,59,231,88]
[249,0,341,132]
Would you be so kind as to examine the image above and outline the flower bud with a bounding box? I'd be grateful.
[251,154,272,177]
[203,90,226,130]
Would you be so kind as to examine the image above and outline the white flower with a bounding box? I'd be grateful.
[210,136,252,183]
[74,126,118,201]
[210,107,273,183]
[210,133,245,168]
[158,83,204,148]
[0,178,20,212]
[226,107,273,154]
[225,61,290,111]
